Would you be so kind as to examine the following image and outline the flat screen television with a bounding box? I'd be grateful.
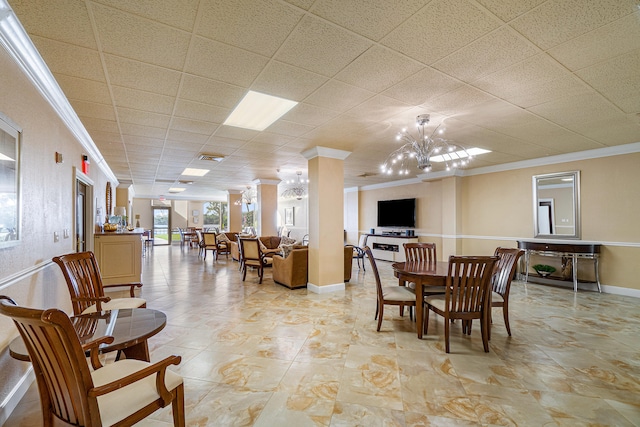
[377,198,416,228]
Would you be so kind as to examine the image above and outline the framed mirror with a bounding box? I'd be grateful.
[0,114,21,247]
[533,171,580,239]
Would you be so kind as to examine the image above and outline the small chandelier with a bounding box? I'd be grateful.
[381,114,473,175]
[234,186,256,206]
[280,171,308,200]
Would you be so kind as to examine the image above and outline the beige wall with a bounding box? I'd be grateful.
[359,153,640,291]
[0,46,113,411]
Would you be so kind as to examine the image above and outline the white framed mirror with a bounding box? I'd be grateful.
[533,171,580,239]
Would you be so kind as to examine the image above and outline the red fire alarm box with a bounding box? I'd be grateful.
[82,155,90,174]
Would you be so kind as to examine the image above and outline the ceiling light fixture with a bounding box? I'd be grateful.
[381,114,488,175]
[181,167,209,176]
[168,187,186,193]
[234,186,256,206]
[223,90,298,131]
[280,171,308,200]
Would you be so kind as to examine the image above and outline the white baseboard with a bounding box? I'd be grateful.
[0,368,34,425]
[307,282,345,294]
[601,284,640,298]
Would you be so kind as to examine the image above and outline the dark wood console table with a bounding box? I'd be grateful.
[517,241,601,292]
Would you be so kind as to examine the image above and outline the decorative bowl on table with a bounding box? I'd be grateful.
[533,264,556,278]
[104,223,118,232]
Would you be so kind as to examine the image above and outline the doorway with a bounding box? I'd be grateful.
[152,207,170,246]
[74,168,93,253]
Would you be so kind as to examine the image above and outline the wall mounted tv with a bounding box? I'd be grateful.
[377,198,416,228]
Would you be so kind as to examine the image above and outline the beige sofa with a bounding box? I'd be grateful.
[230,235,282,261]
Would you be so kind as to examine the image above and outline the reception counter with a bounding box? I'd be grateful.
[94,232,143,285]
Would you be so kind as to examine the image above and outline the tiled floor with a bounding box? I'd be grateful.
[5,245,640,426]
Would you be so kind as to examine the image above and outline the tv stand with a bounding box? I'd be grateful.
[366,234,418,262]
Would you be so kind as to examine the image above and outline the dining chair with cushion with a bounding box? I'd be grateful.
[353,234,368,271]
[424,255,499,353]
[214,233,231,259]
[201,232,218,260]
[491,247,525,338]
[239,238,273,284]
[52,251,146,315]
[365,246,416,332]
[0,297,185,427]
[195,230,204,257]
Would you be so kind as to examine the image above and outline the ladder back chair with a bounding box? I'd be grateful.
[52,251,145,315]
[424,255,499,353]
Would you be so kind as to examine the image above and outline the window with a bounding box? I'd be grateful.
[203,201,228,230]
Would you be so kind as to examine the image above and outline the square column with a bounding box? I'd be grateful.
[303,147,351,293]
[255,179,280,237]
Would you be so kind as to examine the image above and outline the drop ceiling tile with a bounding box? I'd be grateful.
[251,61,328,101]
[382,0,499,65]
[94,0,199,31]
[433,27,539,83]
[111,86,175,115]
[185,36,269,86]
[281,103,339,127]
[117,107,170,128]
[196,0,303,56]
[305,80,374,112]
[166,129,209,144]
[576,49,640,114]
[475,0,547,21]
[170,117,218,135]
[311,0,430,42]
[528,93,638,144]
[383,68,462,105]
[426,85,496,116]
[174,100,230,124]
[55,75,112,104]
[284,0,314,10]
[120,123,167,139]
[274,15,372,77]
[92,3,191,70]
[263,120,315,138]
[29,36,104,82]
[548,12,640,72]
[346,95,413,123]
[122,135,164,146]
[206,136,246,149]
[70,100,116,121]
[103,55,181,96]
[179,75,246,109]
[80,117,120,134]
[10,0,97,48]
[510,0,636,50]
[214,126,259,141]
[88,130,122,143]
[335,46,424,92]
[473,54,589,108]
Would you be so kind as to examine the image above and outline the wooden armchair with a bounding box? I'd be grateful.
[239,238,273,284]
[52,251,146,315]
[0,298,185,426]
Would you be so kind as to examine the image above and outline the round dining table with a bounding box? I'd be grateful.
[392,261,449,339]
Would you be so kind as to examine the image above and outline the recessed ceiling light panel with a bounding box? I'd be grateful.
[182,168,209,176]
[223,90,298,131]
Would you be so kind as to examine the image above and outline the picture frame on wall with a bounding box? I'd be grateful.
[284,207,294,226]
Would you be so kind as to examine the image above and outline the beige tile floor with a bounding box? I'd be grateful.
[5,245,640,426]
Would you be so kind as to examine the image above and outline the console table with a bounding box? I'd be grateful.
[517,240,601,292]
[366,234,418,262]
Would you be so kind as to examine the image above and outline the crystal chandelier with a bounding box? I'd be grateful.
[280,171,308,200]
[234,186,255,206]
[381,114,473,175]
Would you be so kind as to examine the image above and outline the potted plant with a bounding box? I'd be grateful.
[533,264,556,277]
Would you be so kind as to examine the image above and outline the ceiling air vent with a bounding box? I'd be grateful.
[198,153,225,162]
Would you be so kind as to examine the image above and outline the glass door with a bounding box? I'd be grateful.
[152,207,170,246]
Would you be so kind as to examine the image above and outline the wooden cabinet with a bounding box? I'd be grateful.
[366,234,418,262]
[94,232,143,285]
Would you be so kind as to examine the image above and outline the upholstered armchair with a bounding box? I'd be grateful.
[272,247,308,289]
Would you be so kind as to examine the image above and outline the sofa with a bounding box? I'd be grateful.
[272,245,354,289]
[230,235,292,261]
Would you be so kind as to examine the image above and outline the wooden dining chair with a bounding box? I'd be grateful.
[490,247,525,338]
[404,242,437,263]
[364,246,417,332]
[214,233,231,259]
[52,251,146,315]
[424,255,498,353]
[0,298,185,427]
[239,238,273,284]
[202,232,218,260]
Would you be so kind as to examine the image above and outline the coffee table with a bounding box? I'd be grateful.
[9,308,166,362]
